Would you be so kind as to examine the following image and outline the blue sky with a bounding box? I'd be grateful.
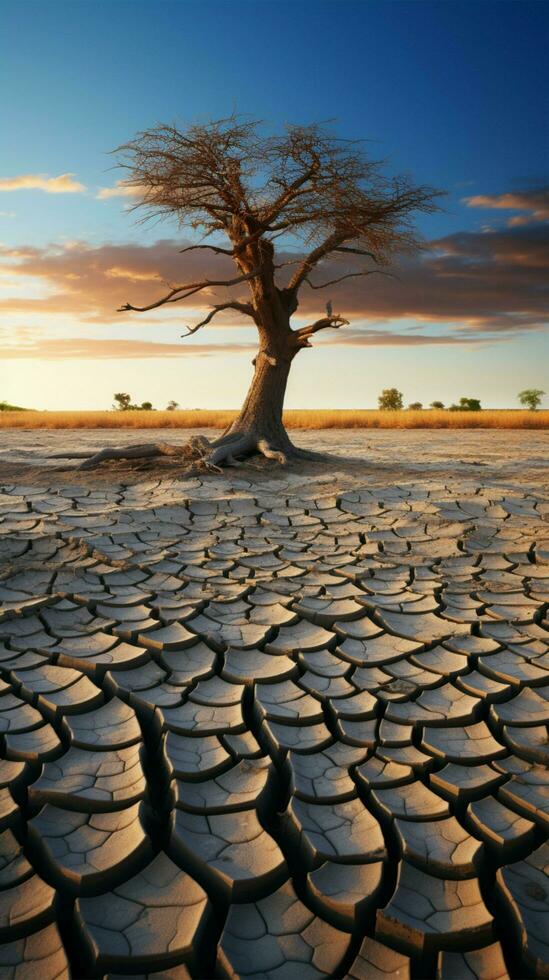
[0,0,547,409]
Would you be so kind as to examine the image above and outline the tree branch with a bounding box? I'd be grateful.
[179,243,235,257]
[294,314,350,347]
[334,246,380,262]
[305,269,396,290]
[179,233,266,259]
[118,271,259,313]
[287,233,345,293]
[182,301,256,337]
[273,257,303,270]
[260,162,319,226]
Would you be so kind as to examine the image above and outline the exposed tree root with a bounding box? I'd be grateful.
[51,442,185,470]
[48,414,339,472]
[208,433,256,467]
[47,429,323,473]
[257,439,287,465]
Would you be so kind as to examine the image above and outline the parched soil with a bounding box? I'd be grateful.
[0,429,547,978]
[1,427,548,491]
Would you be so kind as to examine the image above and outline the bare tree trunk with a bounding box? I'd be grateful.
[223,348,294,452]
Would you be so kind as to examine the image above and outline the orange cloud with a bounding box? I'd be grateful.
[464,188,549,225]
[0,336,257,360]
[330,329,492,347]
[104,266,161,282]
[0,239,239,320]
[0,213,547,341]
[0,328,493,360]
[0,173,86,194]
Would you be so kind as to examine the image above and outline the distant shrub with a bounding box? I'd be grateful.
[518,389,545,411]
[113,393,155,411]
[408,402,423,410]
[449,397,481,412]
[113,393,132,411]
[430,400,445,409]
[378,388,403,410]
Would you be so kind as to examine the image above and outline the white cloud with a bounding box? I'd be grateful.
[96,180,143,200]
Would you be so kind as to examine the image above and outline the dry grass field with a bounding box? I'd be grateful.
[1,408,547,429]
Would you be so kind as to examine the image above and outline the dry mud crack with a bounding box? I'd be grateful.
[0,464,547,978]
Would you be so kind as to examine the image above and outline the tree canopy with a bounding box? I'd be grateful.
[115,116,441,338]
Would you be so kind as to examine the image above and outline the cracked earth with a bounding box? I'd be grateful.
[0,430,547,978]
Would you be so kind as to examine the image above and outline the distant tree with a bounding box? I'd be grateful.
[166,400,179,411]
[113,393,132,411]
[460,397,481,411]
[408,402,422,410]
[449,397,481,412]
[430,400,445,410]
[518,389,545,411]
[378,388,404,411]
[113,393,154,411]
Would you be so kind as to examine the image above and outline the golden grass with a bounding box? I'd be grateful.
[0,409,548,429]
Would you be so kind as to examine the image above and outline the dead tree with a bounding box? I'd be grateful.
[66,118,440,469]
